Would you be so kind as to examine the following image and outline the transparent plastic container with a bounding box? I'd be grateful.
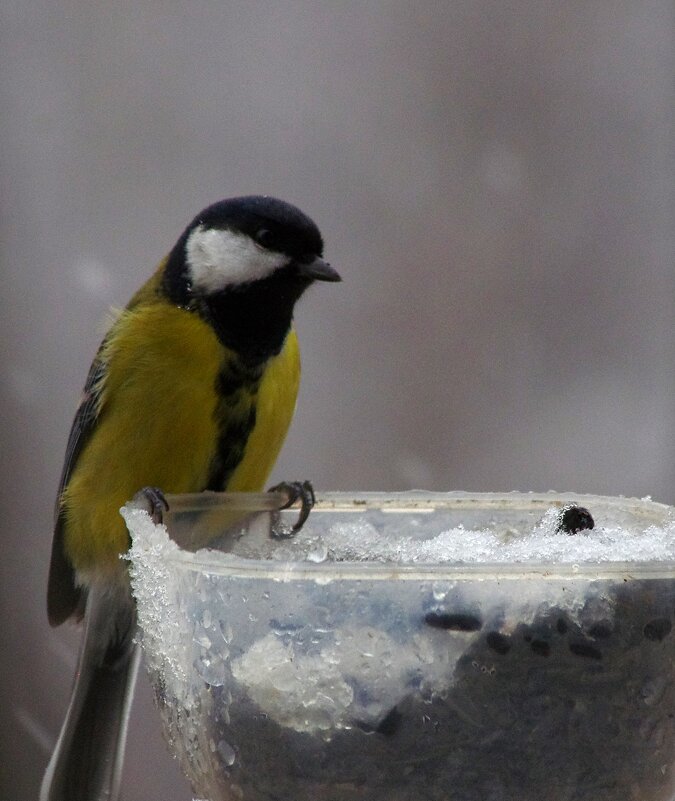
[123,491,675,801]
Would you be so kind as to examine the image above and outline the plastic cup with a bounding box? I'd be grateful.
[123,491,675,801]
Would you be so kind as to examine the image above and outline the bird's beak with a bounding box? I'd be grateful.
[296,256,342,282]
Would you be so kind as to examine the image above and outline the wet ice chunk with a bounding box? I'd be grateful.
[231,624,474,734]
[231,634,354,732]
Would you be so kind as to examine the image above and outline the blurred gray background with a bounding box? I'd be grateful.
[1,1,673,798]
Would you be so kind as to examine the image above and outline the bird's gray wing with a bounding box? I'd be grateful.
[47,353,107,625]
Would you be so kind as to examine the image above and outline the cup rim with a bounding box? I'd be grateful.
[124,490,675,580]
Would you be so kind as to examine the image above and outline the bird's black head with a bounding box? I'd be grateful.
[195,196,324,264]
[163,196,340,361]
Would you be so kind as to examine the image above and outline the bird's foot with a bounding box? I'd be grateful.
[133,486,170,524]
[268,480,316,537]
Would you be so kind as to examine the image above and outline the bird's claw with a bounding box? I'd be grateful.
[268,480,316,537]
[134,486,170,524]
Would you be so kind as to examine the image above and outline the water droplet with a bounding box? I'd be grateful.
[432,582,448,601]
[220,621,234,643]
[193,649,229,686]
[307,542,329,563]
[217,739,236,766]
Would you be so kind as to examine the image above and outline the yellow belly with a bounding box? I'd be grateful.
[61,301,300,578]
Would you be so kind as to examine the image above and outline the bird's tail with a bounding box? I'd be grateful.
[40,584,140,801]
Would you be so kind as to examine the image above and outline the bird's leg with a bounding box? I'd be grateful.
[268,480,316,537]
[133,486,170,524]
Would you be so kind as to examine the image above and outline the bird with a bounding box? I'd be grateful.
[40,195,340,801]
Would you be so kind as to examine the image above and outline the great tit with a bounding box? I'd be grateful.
[40,196,340,801]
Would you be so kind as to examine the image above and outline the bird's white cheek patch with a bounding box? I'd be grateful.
[185,225,287,292]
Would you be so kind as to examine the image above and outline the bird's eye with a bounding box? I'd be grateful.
[254,228,275,249]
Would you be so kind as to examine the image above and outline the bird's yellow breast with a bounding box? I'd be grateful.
[61,299,300,580]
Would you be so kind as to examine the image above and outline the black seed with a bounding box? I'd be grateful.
[375,706,403,736]
[355,706,402,737]
[486,632,511,655]
[643,618,672,642]
[556,618,569,635]
[424,612,483,632]
[569,642,602,660]
[588,622,613,639]
[556,505,595,534]
[530,640,551,657]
